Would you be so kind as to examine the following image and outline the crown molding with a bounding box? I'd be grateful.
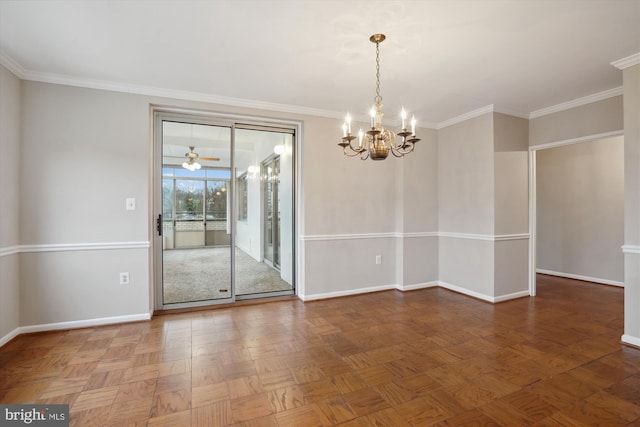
[435,104,529,129]
[529,86,623,119]
[22,67,440,129]
[611,53,640,70]
[0,52,26,78]
[492,105,530,120]
[436,105,494,129]
[0,51,630,129]
[4,58,345,121]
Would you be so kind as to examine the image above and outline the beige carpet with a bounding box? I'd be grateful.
[162,247,292,304]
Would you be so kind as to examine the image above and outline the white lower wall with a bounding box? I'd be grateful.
[396,235,439,290]
[19,247,150,327]
[301,235,398,300]
[0,252,20,346]
[623,251,640,346]
[494,239,529,299]
[438,236,495,300]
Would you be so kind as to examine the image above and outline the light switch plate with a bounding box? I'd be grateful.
[126,198,136,211]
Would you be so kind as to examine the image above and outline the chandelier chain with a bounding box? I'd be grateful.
[374,41,382,104]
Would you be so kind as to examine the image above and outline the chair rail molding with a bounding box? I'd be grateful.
[300,232,528,242]
[0,241,151,256]
[622,245,640,254]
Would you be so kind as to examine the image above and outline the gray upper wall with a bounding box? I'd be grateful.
[0,65,22,342]
[493,113,529,236]
[0,65,21,248]
[529,95,623,146]
[438,113,495,235]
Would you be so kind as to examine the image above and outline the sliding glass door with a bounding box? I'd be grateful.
[234,127,294,299]
[154,113,295,309]
[160,121,232,305]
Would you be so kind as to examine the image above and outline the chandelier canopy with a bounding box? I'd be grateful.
[339,34,419,161]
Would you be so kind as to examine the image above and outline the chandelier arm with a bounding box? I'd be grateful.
[347,139,365,153]
[395,144,415,155]
[343,147,365,157]
[389,147,406,158]
[390,140,416,155]
[394,142,412,152]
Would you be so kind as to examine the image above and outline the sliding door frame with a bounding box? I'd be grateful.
[151,107,300,311]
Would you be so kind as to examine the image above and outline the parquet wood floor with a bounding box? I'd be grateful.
[2,274,640,426]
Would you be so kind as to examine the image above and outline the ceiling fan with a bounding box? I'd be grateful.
[180,146,220,162]
[165,146,220,170]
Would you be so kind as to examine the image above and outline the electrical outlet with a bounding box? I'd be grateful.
[375,255,382,265]
[119,272,130,285]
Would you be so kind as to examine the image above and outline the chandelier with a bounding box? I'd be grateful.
[339,34,419,160]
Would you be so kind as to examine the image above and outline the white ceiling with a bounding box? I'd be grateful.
[1,0,638,126]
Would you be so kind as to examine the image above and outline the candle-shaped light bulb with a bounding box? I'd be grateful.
[342,122,347,137]
[346,113,352,134]
[401,108,407,130]
[411,115,416,136]
[370,108,376,128]
[358,129,364,148]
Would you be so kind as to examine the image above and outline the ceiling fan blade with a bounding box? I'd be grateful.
[199,157,220,161]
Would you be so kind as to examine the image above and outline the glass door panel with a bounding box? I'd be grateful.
[234,128,294,298]
[161,120,232,305]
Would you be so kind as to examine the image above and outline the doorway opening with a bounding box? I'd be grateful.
[528,131,624,296]
[153,112,296,309]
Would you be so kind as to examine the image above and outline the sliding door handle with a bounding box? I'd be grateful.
[156,214,162,236]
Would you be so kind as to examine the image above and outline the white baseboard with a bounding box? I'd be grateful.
[18,313,152,335]
[300,280,441,301]
[621,334,640,348]
[0,327,21,348]
[299,284,396,301]
[537,269,624,287]
[396,281,439,292]
[300,281,527,303]
[494,290,531,302]
[438,281,494,302]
